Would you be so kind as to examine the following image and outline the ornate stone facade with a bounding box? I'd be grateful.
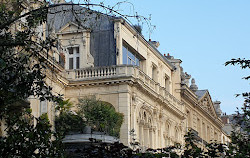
[0,3,230,148]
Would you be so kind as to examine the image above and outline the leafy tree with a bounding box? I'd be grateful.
[225,58,250,157]
[0,0,64,157]
[55,99,86,136]
[0,0,153,157]
[182,130,204,158]
[77,97,124,137]
[205,141,227,157]
[0,110,65,157]
[0,0,61,118]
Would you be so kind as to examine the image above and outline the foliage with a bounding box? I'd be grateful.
[182,130,203,158]
[135,147,179,158]
[78,141,134,158]
[226,95,250,157]
[0,0,152,157]
[56,99,73,113]
[0,0,62,118]
[205,141,227,157]
[55,111,86,136]
[0,0,65,157]
[55,99,86,136]
[225,58,250,157]
[77,97,124,137]
[0,109,65,157]
[225,58,250,80]
[133,24,142,34]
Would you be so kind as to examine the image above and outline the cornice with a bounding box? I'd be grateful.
[61,71,185,119]
[181,85,223,128]
[181,84,198,105]
[134,79,185,119]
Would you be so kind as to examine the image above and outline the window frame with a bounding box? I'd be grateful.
[66,46,80,70]
[122,44,141,67]
[40,99,48,115]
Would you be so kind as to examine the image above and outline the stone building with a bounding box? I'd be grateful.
[0,1,230,149]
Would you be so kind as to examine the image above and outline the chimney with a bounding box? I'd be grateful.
[149,40,160,48]
[165,53,174,60]
[221,114,229,124]
[214,101,222,117]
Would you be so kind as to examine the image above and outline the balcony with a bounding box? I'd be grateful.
[64,65,184,113]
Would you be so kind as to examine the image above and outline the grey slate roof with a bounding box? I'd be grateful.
[47,3,176,69]
[195,90,208,99]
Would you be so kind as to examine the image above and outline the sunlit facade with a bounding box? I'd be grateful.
[0,1,230,149]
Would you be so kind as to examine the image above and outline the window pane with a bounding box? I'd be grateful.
[122,45,141,66]
[128,58,132,65]
[69,58,73,69]
[136,58,139,66]
[76,47,79,54]
[128,50,135,61]
[76,57,79,69]
[40,100,47,115]
[132,60,136,65]
[68,47,73,54]
[122,46,127,64]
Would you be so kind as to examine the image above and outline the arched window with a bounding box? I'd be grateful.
[138,108,154,148]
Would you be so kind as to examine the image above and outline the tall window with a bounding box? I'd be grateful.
[67,46,80,69]
[122,45,140,66]
[40,100,47,115]
[207,126,210,142]
[202,123,206,140]
[152,65,157,81]
[197,118,201,136]
[165,75,170,92]
[175,128,179,142]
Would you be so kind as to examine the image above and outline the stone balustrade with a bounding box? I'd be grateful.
[64,65,183,112]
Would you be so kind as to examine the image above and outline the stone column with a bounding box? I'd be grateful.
[145,127,149,148]
[139,124,143,146]
[114,21,123,65]
[149,129,153,148]
[144,127,147,147]
[118,89,131,146]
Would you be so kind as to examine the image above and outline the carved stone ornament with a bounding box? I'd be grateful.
[202,98,208,109]
[132,93,136,101]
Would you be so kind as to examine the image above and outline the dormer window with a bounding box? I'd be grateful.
[67,46,80,69]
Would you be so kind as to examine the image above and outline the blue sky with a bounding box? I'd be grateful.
[69,0,250,114]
